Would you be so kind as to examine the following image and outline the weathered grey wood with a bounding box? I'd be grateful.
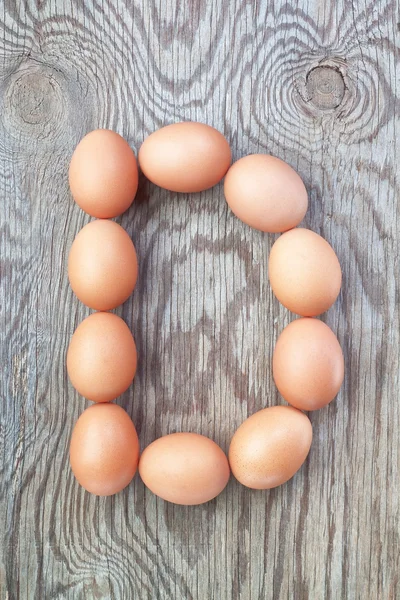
[0,0,399,598]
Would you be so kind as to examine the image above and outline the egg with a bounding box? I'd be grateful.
[70,403,140,495]
[268,228,342,316]
[273,318,344,411]
[68,220,138,311]
[67,312,137,403]
[139,433,230,505]
[224,154,308,232]
[138,122,231,192]
[69,129,138,218]
[229,406,312,489]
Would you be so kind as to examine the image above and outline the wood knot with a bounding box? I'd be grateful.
[305,66,345,110]
[2,62,65,140]
[9,71,60,125]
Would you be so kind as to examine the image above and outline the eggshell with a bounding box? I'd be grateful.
[70,403,139,496]
[273,318,344,411]
[139,433,230,505]
[69,129,138,218]
[268,228,342,316]
[138,122,231,192]
[224,154,308,232]
[229,406,312,489]
[68,220,138,311]
[67,312,137,403]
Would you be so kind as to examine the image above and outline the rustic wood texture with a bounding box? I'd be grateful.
[0,0,399,598]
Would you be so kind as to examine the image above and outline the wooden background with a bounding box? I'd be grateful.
[0,1,399,598]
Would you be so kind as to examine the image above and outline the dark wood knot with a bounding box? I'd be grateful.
[3,62,66,141]
[305,66,345,110]
[9,71,61,125]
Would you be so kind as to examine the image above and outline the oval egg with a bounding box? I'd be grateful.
[224,154,308,233]
[69,129,138,218]
[273,318,344,411]
[268,228,342,316]
[229,406,312,489]
[68,220,138,311]
[138,122,231,193]
[70,403,140,496]
[67,312,137,403]
[139,433,230,505]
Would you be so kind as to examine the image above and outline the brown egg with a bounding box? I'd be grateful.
[68,220,138,311]
[229,406,312,489]
[69,130,138,218]
[139,433,230,505]
[70,403,140,496]
[268,228,342,316]
[138,122,231,192]
[67,312,137,403]
[273,318,344,411]
[224,154,308,232]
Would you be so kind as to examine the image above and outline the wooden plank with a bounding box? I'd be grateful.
[0,0,398,598]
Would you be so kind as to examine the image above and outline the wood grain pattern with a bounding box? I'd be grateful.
[0,0,399,598]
